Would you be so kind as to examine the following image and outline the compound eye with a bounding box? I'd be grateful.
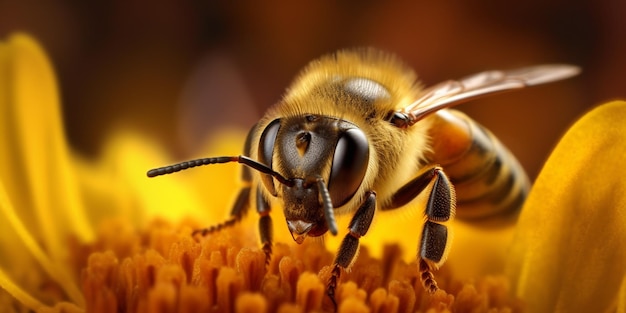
[328,128,369,207]
[258,119,281,196]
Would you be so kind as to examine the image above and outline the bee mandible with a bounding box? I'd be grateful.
[147,49,579,306]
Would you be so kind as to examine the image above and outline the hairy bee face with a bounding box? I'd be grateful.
[257,114,369,242]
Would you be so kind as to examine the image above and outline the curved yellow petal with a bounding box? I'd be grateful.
[0,181,84,307]
[0,267,49,312]
[0,33,90,307]
[0,32,33,287]
[506,101,626,312]
[0,33,94,246]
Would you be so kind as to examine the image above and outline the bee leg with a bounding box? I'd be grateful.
[256,186,273,265]
[192,125,257,237]
[327,191,376,308]
[419,221,449,293]
[384,166,455,294]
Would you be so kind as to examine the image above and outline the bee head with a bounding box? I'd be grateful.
[258,115,369,242]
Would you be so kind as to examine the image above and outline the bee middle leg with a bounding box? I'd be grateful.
[192,124,274,263]
[256,186,273,264]
[327,191,376,308]
[384,166,455,293]
[192,125,258,238]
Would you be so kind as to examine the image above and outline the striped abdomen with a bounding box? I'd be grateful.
[426,109,530,221]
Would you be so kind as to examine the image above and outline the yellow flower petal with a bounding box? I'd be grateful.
[0,33,94,249]
[0,266,49,311]
[0,33,91,308]
[0,32,33,290]
[0,181,84,308]
[506,100,626,312]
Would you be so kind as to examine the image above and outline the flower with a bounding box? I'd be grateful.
[505,100,626,312]
[0,32,91,312]
[1,33,625,313]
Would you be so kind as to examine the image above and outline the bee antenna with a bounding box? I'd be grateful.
[147,155,294,187]
[316,177,338,236]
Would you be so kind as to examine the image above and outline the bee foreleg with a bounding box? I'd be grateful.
[327,191,376,308]
[256,186,273,265]
[384,166,455,294]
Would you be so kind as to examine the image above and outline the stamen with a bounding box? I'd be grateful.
[75,219,523,312]
[295,272,324,312]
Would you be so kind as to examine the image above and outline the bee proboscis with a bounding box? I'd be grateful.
[147,49,579,307]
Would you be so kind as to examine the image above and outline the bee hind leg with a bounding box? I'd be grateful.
[327,191,376,309]
[419,221,450,293]
[384,166,455,294]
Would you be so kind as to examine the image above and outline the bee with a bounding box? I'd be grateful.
[147,49,579,306]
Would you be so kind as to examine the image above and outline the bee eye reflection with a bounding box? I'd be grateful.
[327,128,370,207]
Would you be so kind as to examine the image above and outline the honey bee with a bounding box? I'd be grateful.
[147,49,579,306]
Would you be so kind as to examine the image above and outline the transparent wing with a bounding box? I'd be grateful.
[397,64,580,126]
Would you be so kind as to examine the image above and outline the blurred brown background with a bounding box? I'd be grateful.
[1,1,624,180]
